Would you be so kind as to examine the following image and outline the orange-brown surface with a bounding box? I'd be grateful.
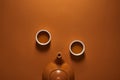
[0,0,120,80]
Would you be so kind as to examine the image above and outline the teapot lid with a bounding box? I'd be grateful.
[49,69,68,80]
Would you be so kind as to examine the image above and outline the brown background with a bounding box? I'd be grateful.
[0,0,120,80]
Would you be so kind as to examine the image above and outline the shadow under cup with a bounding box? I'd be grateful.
[69,40,85,56]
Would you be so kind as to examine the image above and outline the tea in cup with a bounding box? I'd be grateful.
[69,40,85,56]
[36,29,51,46]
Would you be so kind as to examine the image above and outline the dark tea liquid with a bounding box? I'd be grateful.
[71,42,83,54]
[37,31,49,43]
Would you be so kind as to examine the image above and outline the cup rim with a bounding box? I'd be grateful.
[35,29,51,46]
[69,40,85,56]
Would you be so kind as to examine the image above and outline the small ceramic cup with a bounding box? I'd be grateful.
[36,29,51,46]
[69,40,85,56]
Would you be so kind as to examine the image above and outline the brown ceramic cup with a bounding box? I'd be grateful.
[69,40,85,56]
[36,29,51,46]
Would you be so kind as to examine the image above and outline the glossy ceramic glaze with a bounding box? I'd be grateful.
[42,53,74,80]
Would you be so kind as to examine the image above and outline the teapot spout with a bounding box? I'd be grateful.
[55,52,64,65]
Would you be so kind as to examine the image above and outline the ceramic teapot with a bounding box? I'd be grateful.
[42,53,74,80]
